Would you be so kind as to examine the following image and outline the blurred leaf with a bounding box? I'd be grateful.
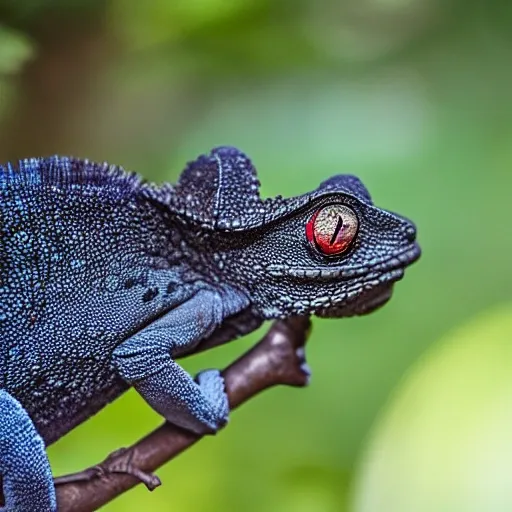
[0,25,33,74]
[108,0,322,75]
[352,303,512,512]
[109,0,264,48]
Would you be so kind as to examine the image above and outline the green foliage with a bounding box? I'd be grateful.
[352,305,512,512]
[0,25,33,120]
[0,25,33,74]
[110,0,265,48]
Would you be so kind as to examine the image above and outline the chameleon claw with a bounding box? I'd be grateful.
[99,447,161,491]
[107,463,161,491]
[109,450,161,490]
[54,447,161,491]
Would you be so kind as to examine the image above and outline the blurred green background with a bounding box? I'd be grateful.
[0,1,511,511]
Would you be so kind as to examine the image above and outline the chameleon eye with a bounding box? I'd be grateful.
[306,204,359,256]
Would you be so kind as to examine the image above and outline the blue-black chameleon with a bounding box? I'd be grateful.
[0,146,420,510]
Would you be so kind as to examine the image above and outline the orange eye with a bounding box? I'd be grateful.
[306,204,358,256]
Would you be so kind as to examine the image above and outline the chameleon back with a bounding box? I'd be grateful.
[0,157,197,444]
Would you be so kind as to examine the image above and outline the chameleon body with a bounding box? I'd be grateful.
[0,147,420,510]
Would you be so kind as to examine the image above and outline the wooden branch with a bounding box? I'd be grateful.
[54,316,311,512]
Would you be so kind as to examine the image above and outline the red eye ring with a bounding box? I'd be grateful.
[306,204,358,256]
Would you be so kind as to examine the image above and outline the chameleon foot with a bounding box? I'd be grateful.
[54,447,161,491]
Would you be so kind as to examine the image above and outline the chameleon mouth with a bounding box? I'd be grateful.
[266,243,421,280]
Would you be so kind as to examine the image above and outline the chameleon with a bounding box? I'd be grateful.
[0,146,420,511]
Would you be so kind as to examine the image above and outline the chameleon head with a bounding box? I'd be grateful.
[302,189,420,318]
[176,147,420,320]
[231,173,421,319]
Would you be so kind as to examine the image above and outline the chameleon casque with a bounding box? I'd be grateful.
[0,146,420,510]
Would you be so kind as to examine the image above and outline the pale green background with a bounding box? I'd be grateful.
[0,1,510,510]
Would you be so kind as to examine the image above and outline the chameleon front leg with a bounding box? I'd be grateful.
[112,289,239,434]
[0,390,56,512]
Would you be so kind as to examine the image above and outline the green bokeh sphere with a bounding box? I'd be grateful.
[353,304,512,512]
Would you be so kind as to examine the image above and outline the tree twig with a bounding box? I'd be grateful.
[54,316,312,512]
